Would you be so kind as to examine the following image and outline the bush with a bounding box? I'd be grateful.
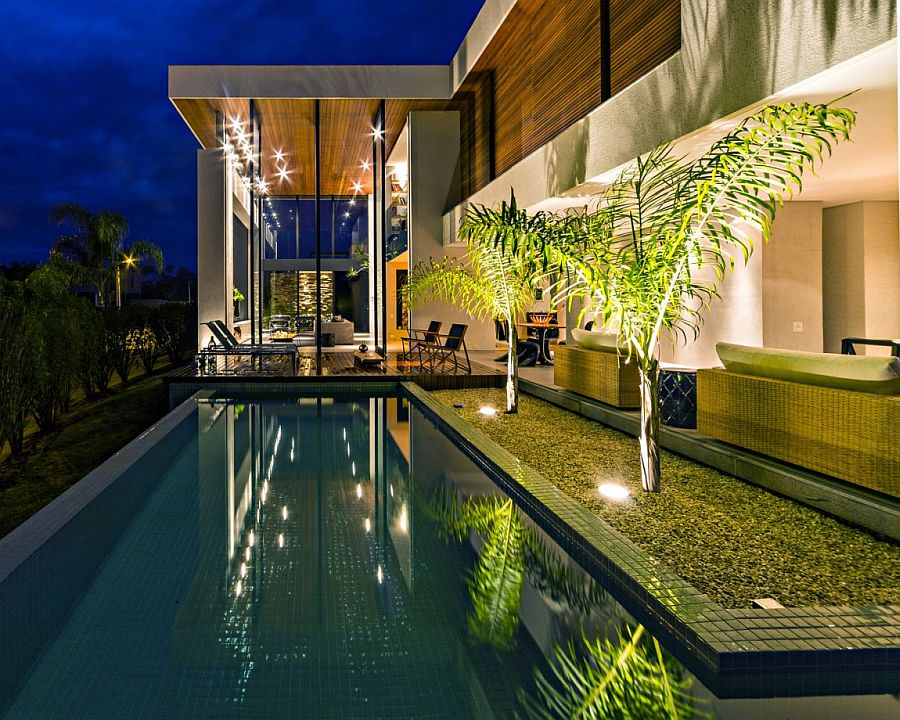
[152,302,194,363]
[0,286,34,456]
[73,300,112,396]
[128,305,159,376]
[103,307,137,385]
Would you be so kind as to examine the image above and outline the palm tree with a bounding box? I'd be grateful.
[514,101,855,492]
[50,202,164,307]
[405,193,548,413]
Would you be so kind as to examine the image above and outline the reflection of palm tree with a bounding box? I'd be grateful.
[517,625,701,720]
[429,488,704,719]
[429,488,607,649]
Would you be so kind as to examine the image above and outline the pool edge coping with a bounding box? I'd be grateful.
[0,391,209,584]
[401,382,900,691]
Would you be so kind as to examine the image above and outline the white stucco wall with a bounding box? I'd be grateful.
[197,149,233,350]
[823,200,900,354]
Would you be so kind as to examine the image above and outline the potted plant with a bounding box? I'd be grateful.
[232,287,245,320]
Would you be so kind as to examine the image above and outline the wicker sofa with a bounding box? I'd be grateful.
[697,343,900,498]
[553,341,640,408]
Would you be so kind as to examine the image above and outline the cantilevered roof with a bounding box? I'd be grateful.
[168,67,451,196]
[167,0,515,197]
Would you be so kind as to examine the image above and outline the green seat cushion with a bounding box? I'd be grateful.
[571,328,620,352]
[716,342,900,395]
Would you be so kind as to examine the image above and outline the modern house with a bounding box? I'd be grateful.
[169,0,898,361]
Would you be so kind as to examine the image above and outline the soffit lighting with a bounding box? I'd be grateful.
[351,181,363,194]
[360,160,371,171]
[370,126,384,140]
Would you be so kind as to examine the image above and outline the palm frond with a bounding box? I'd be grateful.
[127,239,165,272]
[517,625,702,719]
[467,497,526,650]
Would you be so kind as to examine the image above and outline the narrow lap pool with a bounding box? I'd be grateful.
[0,391,896,718]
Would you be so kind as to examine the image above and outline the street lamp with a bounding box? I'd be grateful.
[116,254,136,308]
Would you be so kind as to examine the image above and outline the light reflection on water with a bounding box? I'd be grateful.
[1,395,896,720]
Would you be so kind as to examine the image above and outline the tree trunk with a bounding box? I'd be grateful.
[638,358,661,492]
[505,318,519,414]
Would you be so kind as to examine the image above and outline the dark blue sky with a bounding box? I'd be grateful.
[0,1,484,270]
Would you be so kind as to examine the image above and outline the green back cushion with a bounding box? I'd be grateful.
[716,342,900,395]
[571,328,619,352]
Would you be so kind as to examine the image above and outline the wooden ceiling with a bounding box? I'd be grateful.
[172,97,446,196]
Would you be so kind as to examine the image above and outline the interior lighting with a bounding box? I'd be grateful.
[282,505,288,520]
[235,580,243,597]
[278,533,284,548]
[344,211,351,218]
[370,126,384,140]
[278,168,290,181]
[376,565,383,584]
[349,198,356,206]
[399,505,408,534]
[598,483,630,501]
[351,181,363,193]
[240,562,248,578]
[248,529,255,547]
[245,546,251,561]
[356,483,363,499]
[351,461,356,476]
[478,405,498,417]
[360,159,371,171]
[274,149,284,162]
[364,518,371,533]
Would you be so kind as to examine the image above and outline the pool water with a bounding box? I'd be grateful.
[1,394,896,719]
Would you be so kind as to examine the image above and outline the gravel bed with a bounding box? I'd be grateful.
[432,388,900,608]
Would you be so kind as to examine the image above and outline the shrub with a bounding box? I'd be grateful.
[103,307,137,385]
[0,290,34,456]
[128,305,159,376]
[153,302,194,364]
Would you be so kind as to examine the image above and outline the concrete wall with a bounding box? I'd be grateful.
[197,149,233,350]
[762,202,824,352]
[823,200,900,354]
[661,202,826,368]
[407,111,501,350]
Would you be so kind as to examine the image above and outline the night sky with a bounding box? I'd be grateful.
[0,1,485,270]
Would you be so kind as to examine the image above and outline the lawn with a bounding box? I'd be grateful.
[0,372,171,539]
[433,388,900,609]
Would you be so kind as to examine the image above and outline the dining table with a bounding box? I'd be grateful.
[517,322,564,365]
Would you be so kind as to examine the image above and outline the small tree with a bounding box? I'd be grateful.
[514,102,855,491]
[405,194,548,413]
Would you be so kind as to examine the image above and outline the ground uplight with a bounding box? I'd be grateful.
[598,482,630,501]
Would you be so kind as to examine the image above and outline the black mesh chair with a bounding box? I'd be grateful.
[418,323,471,373]
[401,320,442,361]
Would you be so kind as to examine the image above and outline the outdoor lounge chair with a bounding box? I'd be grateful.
[417,323,471,374]
[400,320,442,361]
[203,321,298,374]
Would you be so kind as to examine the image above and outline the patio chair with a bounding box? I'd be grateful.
[203,321,297,373]
[417,323,471,374]
[400,320,442,361]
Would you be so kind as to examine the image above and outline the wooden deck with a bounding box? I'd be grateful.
[164,351,505,391]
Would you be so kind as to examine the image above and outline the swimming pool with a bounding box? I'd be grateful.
[0,390,896,718]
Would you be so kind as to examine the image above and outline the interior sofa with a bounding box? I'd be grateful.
[697,342,900,498]
[317,319,355,345]
[553,329,640,408]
